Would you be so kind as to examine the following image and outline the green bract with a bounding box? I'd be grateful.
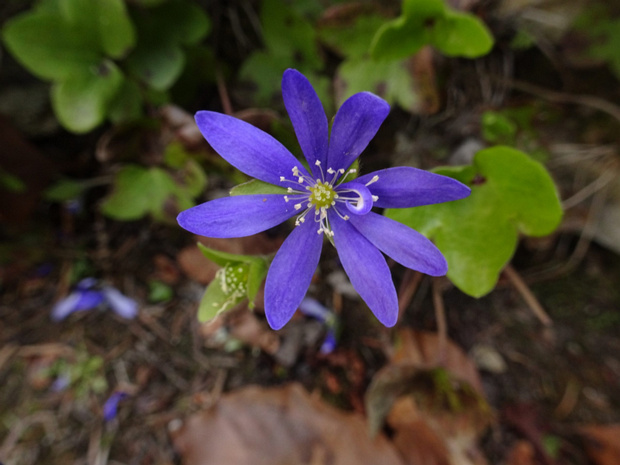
[371,0,494,61]
[386,146,563,297]
[196,244,269,323]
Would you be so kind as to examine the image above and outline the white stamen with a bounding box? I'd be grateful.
[284,196,289,202]
[294,203,303,210]
[280,176,285,181]
[365,175,379,186]
[372,195,379,202]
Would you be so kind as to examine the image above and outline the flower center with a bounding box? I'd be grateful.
[308,180,336,210]
[280,162,379,237]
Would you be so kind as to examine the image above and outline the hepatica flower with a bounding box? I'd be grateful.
[178,69,470,329]
[51,278,138,321]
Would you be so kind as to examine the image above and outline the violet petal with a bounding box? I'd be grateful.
[103,391,129,422]
[195,111,311,187]
[327,92,390,173]
[349,212,447,276]
[51,292,82,321]
[282,69,328,177]
[177,194,297,238]
[354,167,471,208]
[102,287,138,319]
[330,213,398,327]
[264,219,323,330]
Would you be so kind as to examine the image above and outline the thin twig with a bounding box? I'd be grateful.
[215,67,233,116]
[503,78,620,125]
[431,278,447,364]
[504,265,552,326]
[397,269,423,320]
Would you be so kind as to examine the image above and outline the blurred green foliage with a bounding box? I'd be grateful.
[2,0,210,133]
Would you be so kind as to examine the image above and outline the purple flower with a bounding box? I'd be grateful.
[178,69,470,329]
[103,391,129,422]
[51,278,138,321]
[299,297,338,354]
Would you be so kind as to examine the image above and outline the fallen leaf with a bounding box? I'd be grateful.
[505,440,538,465]
[171,383,404,465]
[367,329,492,465]
[578,424,620,465]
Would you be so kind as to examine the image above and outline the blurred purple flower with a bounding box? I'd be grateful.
[103,391,129,422]
[51,278,138,321]
[178,69,470,329]
[299,297,338,354]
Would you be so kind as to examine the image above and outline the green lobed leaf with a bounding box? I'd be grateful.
[430,12,494,58]
[386,146,563,297]
[336,57,419,112]
[51,61,124,133]
[370,0,493,61]
[319,12,386,59]
[370,16,429,61]
[2,12,100,81]
[94,0,136,58]
[230,179,288,197]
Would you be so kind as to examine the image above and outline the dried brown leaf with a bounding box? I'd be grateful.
[578,424,620,465]
[171,383,404,465]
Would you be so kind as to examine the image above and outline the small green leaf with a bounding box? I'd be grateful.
[101,165,152,220]
[51,61,124,133]
[431,12,494,58]
[230,179,288,196]
[319,12,386,59]
[2,12,100,81]
[481,110,517,144]
[45,178,85,201]
[0,169,26,193]
[148,281,174,303]
[386,147,562,297]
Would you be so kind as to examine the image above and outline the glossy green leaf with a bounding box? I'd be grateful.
[386,147,563,297]
[51,61,124,133]
[431,12,493,58]
[230,179,288,197]
[2,12,99,80]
